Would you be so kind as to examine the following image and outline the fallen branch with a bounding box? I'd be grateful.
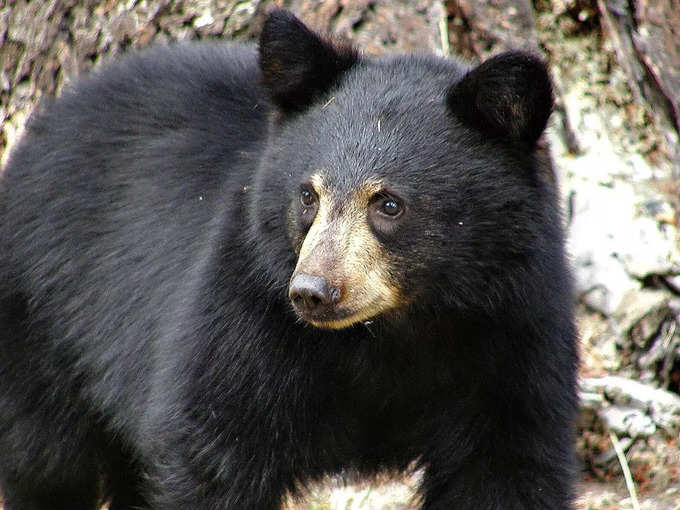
[609,431,640,510]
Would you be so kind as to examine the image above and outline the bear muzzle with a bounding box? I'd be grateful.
[289,272,342,321]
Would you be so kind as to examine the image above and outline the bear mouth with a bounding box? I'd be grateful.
[296,300,391,330]
[295,307,356,329]
[307,313,363,330]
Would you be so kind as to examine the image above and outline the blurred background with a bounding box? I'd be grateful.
[1,1,678,508]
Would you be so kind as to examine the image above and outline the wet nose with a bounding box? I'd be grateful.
[289,273,340,317]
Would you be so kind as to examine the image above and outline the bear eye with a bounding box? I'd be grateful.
[298,186,319,232]
[368,192,404,236]
[380,199,401,217]
[300,188,317,207]
[372,193,403,219]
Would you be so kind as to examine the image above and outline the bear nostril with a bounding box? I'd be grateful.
[289,273,339,316]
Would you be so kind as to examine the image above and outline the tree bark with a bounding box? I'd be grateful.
[597,0,680,173]
[445,0,540,59]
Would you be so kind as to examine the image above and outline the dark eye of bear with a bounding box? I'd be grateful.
[373,193,403,219]
[299,187,319,231]
[381,199,400,216]
[300,188,317,207]
[368,193,404,236]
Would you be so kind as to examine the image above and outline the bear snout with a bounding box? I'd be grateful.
[289,272,341,320]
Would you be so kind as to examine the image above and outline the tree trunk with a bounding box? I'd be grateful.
[597,0,680,173]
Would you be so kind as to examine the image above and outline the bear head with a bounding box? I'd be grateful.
[248,10,557,330]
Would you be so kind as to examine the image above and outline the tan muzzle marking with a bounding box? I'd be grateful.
[292,174,403,329]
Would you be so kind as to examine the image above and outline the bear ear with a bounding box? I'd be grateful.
[447,52,553,146]
[259,9,358,115]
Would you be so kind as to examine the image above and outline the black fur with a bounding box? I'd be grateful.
[259,9,358,114]
[448,52,553,145]
[0,10,578,510]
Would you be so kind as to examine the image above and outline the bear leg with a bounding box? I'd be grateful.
[419,432,574,510]
[0,296,104,510]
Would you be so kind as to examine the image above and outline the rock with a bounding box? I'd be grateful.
[581,390,606,410]
[649,388,680,434]
[566,175,679,315]
[599,405,656,438]
[581,376,680,435]
[223,0,260,34]
[614,289,668,336]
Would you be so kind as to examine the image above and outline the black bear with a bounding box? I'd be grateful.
[0,9,578,510]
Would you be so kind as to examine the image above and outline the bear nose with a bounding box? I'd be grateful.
[289,273,340,317]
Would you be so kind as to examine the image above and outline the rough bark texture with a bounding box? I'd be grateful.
[445,0,540,58]
[597,0,680,174]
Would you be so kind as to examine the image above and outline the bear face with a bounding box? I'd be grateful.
[250,10,559,330]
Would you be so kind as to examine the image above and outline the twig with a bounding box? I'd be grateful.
[438,14,449,56]
[609,431,641,510]
[321,96,335,109]
[660,320,678,389]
